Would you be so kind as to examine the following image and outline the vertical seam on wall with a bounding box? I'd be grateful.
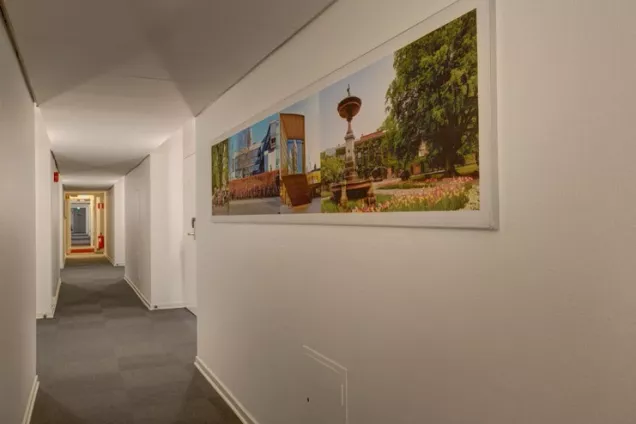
[0,0,37,103]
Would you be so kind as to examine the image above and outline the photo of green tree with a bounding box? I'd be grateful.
[385,9,478,178]
[211,139,229,215]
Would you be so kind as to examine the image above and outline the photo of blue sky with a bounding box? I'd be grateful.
[228,50,397,173]
[251,113,279,145]
[228,112,279,176]
[318,55,394,150]
[281,53,395,169]
[229,112,278,150]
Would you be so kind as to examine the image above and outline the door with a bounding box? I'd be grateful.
[183,154,197,314]
[72,207,86,233]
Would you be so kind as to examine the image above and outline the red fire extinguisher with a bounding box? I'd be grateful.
[98,233,104,250]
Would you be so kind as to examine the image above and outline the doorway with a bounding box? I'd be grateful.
[64,191,107,256]
[183,154,197,314]
[71,202,90,247]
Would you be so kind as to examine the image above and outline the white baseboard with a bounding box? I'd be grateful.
[123,276,187,311]
[194,357,258,424]
[123,276,151,310]
[51,277,62,317]
[22,375,39,424]
[37,277,63,320]
[105,253,115,266]
[154,302,188,310]
[105,253,124,267]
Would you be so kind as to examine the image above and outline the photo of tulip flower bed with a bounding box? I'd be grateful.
[228,170,280,200]
[322,177,477,213]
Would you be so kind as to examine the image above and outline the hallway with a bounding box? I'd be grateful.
[33,257,240,424]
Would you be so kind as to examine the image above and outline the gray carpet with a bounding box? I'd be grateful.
[33,256,241,424]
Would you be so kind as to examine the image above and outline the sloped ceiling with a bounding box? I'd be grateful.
[3,0,335,188]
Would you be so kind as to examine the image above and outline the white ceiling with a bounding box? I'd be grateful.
[4,0,335,189]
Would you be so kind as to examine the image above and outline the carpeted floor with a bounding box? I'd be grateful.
[33,256,241,424]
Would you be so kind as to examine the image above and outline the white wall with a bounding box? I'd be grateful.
[114,178,126,265]
[124,130,186,309]
[0,20,37,424]
[125,158,152,302]
[59,174,64,268]
[89,195,95,242]
[150,129,185,307]
[51,156,61,297]
[35,107,53,318]
[194,1,636,423]
[106,188,115,259]
[183,117,196,158]
[94,193,102,247]
[106,177,126,266]
[182,118,197,312]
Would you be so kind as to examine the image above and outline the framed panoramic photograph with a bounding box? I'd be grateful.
[210,0,497,229]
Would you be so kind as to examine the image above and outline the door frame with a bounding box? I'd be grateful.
[64,190,107,256]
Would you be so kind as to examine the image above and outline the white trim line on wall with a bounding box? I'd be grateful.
[36,278,60,320]
[50,277,62,318]
[123,276,187,311]
[105,253,124,267]
[123,276,151,310]
[22,375,39,424]
[154,302,188,310]
[194,357,259,424]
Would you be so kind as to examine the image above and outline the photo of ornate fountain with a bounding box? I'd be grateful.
[330,85,375,206]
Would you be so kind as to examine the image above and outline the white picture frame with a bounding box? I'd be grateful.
[210,0,498,229]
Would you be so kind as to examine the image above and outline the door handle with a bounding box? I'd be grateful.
[187,232,195,236]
